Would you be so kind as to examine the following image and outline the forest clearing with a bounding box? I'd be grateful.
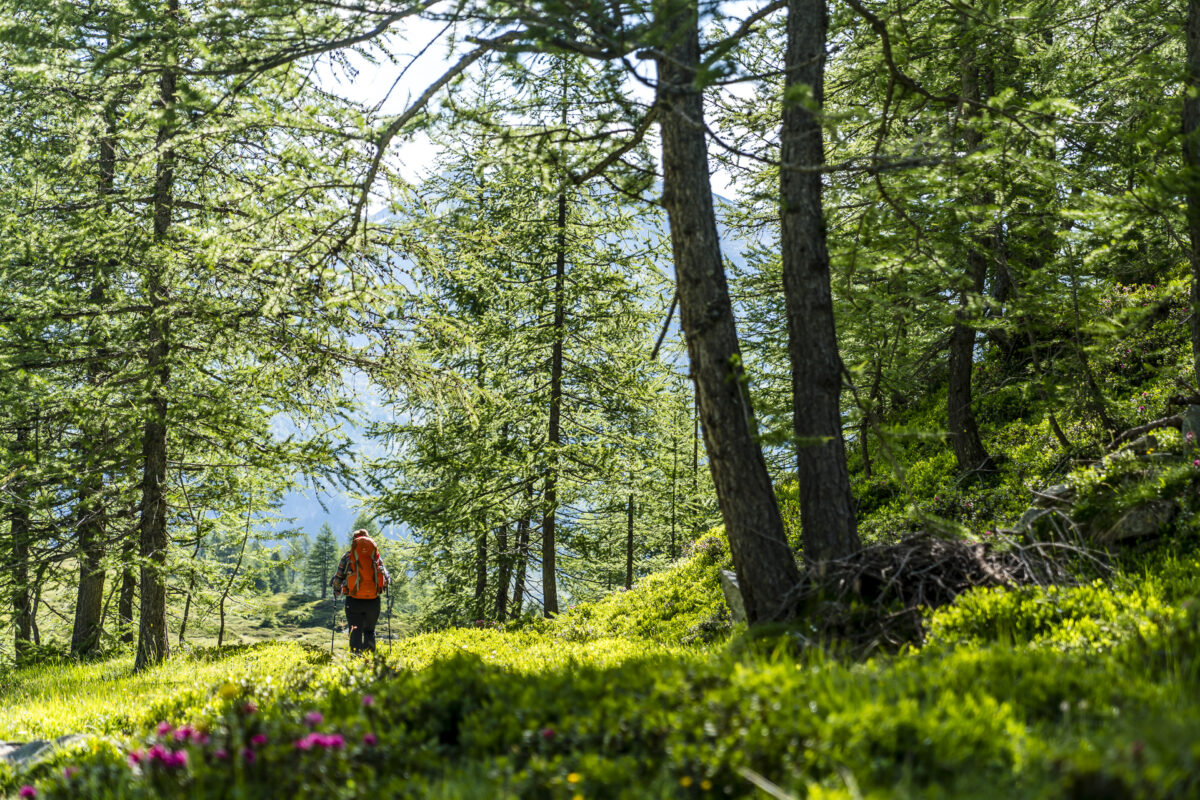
[4,0,1200,797]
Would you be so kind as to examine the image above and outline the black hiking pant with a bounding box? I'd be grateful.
[345,596,381,653]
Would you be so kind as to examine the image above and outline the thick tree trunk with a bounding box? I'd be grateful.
[781,0,861,562]
[11,425,32,660]
[654,0,800,622]
[542,187,567,618]
[71,487,106,656]
[1186,0,1200,382]
[494,521,511,622]
[948,49,993,474]
[135,2,177,670]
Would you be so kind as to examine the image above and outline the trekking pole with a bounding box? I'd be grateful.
[330,600,337,656]
[386,584,393,643]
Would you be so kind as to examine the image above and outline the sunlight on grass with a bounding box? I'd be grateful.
[0,643,325,741]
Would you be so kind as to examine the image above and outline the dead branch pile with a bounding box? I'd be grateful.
[776,532,1091,654]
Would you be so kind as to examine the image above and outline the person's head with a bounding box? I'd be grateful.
[352,528,369,539]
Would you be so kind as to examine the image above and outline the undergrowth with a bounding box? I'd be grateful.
[5,281,1200,797]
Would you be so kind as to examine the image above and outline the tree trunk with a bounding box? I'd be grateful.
[473,528,488,620]
[1186,0,1200,382]
[670,407,678,559]
[72,275,109,657]
[495,521,511,622]
[71,480,106,656]
[135,0,177,670]
[780,0,861,562]
[542,185,567,618]
[624,491,635,590]
[72,22,120,660]
[11,425,32,661]
[217,506,252,649]
[118,535,137,644]
[511,513,530,617]
[948,46,993,474]
[654,0,801,622]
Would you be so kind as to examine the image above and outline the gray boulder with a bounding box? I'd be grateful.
[0,735,88,768]
[719,569,747,624]
[1098,500,1178,545]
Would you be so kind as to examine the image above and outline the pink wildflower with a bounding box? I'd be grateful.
[362,733,378,746]
[295,733,345,751]
[242,702,258,715]
[127,750,146,768]
[214,749,229,761]
[541,728,556,740]
[18,786,36,799]
[174,725,196,743]
[304,711,324,727]
[156,721,174,738]
[362,695,375,707]
[242,748,256,764]
[250,734,268,747]
[63,766,79,781]
[1138,405,1146,412]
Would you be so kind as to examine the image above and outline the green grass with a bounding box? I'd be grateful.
[4,530,1200,799]
[0,643,329,742]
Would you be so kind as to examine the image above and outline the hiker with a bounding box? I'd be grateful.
[330,529,391,654]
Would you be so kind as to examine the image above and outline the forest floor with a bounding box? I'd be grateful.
[4,520,1200,798]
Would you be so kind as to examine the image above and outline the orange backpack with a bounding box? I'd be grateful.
[346,535,383,600]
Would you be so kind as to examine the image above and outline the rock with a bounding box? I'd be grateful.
[1032,484,1075,507]
[1097,500,1177,545]
[1182,405,1200,441]
[719,569,746,624]
[0,735,87,768]
[1118,434,1159,456]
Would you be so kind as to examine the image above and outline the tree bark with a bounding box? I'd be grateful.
[494,521,511,622]
[72,15,121,660]
[135,0,177,670]
[473,528,488,620]
[511,513,530,617]
[71,464,106,656]
[780,0,861,562]
[118,535,137,644]
[1186,0,1200,382]
[624,491,635,590]
[542,184,567,618]
[11,424,32,661]
[654,0,800,622]
[948,45,993,474]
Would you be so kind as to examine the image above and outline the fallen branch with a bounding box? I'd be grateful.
[1107,415,1182,451]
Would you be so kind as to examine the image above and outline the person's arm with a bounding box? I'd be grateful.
[375,553,391,589]
[330,553,350,595]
